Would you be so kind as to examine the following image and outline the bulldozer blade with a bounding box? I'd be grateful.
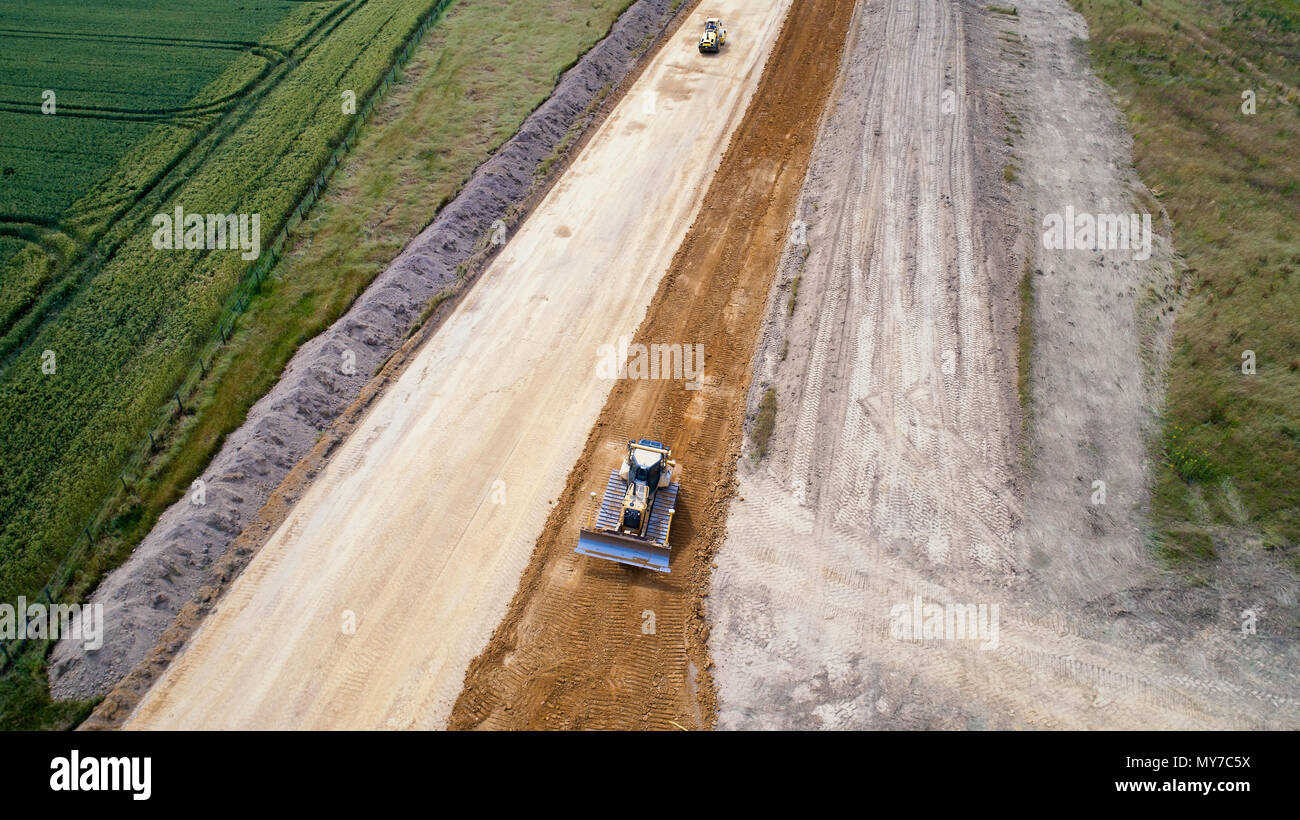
[576,528,671,573]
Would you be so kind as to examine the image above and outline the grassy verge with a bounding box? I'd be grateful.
[752,387,778,462]
[1068,0,1299,567]
[0,0,638,729]
[1017,257,1035,421]
[0,645,97,731]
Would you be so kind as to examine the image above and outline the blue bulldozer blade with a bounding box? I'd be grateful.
[575,528,671,573]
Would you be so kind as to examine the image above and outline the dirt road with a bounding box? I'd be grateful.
[448,0,855,729]
[707,0,1299,729]
[122,0,793,729]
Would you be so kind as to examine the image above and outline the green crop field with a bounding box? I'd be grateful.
[0,0,334,348]
[1069,0,1300,569]
[0,0,459,607]
[0,1,310,247]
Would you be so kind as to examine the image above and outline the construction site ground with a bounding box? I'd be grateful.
[450,0,854,730]
[98,0,1297,730]
[120,0,804,730]
[708,0,1298,729]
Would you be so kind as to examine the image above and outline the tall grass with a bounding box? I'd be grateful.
[1069,0,1300,565]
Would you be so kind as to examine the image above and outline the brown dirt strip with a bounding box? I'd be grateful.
[448,0,854,730]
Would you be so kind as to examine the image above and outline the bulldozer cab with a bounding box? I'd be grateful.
[628,444,665,486]
[621,482,649,534]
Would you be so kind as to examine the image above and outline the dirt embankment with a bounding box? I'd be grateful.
[448,0,855,730]
[51,0,693,703]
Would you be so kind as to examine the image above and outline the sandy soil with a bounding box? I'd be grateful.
[706,0,1299,730]
[449,0,855,730]
[115,0,791,730]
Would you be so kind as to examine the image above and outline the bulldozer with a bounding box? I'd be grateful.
[576,439,680,573]
[698,18,727,53]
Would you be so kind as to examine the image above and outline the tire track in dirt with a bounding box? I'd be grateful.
[448,0,855,730]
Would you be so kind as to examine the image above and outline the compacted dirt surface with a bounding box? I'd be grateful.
[117,0,792,730]
[448,0,854,730]
[707,0,1299,729]
[86,0,1298,732]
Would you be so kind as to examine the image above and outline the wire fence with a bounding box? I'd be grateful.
[0,0,455,674]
